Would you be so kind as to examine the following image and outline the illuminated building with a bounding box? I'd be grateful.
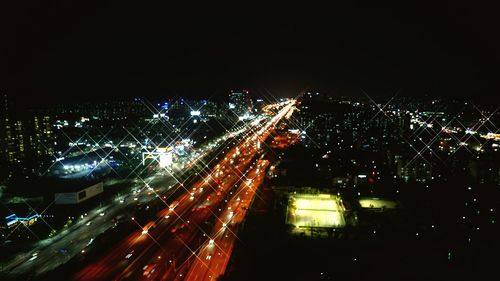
[1,204,42,236]
[142,146,174,168]
[0,94,15,165]
[3,116,55,165]
[4,213,40,228]
[30,116,55,158]
[0,95,55,166]
[228,90,252,118]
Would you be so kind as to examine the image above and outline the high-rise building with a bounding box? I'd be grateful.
[228,90,252,118]
[0,95,55,167]
[30,116,55,158]
[0,95,7,176]
[3,116,55,165]
[0,94,13,164]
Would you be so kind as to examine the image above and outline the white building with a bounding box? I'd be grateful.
[54,181,104,204]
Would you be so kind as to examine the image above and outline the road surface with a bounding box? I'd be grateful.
[72,100,296,281]
[182,160,270,281]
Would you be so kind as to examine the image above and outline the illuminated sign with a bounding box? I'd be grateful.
[5,213,40,227]
[190,110,201,116]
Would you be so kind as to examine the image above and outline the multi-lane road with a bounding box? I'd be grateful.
[72,99,296,281]
[1,173,174,277]
[1,99,296,281]
[182,159,270,281]
[0,110,272,280]
[73,132,258,280]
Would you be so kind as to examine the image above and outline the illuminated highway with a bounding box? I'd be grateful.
[69,100,296,281]
[0,109,274,279]
[74,141,256,281]
[182,160,270,281]
[0,174,175,277]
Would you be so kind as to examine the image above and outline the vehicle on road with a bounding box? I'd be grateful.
[169,201,179,211]
[125,250,135,259]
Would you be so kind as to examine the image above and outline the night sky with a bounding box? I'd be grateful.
[4,2,500,106]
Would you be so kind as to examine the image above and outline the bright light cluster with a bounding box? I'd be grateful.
[289,194,345,228]
[359,198,398,209]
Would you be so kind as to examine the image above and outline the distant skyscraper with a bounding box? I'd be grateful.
[30,116,55,158]
[0,94,12,163]
[0,94,55,166]
[228,90,252,118]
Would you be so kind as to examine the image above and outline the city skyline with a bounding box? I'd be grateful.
[2,2,500,281]
[1,91,499,280]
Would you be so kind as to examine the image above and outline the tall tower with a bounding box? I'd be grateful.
[228,90,252,118]
[0,94,11,162]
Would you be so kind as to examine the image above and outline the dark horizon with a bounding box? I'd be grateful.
[4,2,500,107]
